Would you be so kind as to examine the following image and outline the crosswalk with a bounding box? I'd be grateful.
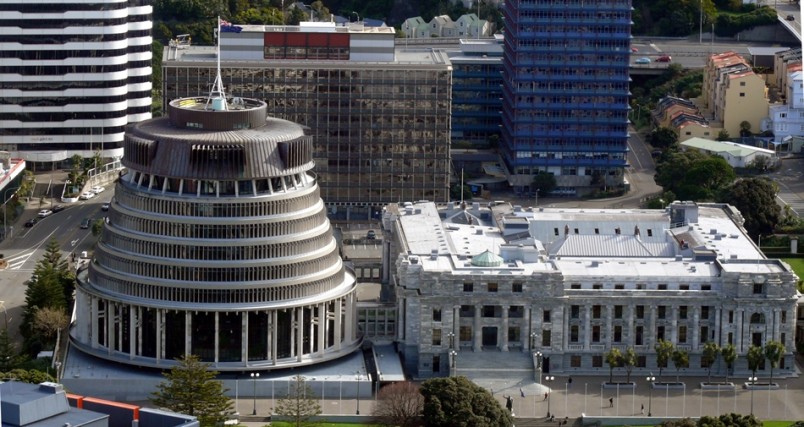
[3,250,36,271]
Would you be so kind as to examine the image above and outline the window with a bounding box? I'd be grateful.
[658,284,667,290]
[647,229,653,237]
[750,313,765,324]
[701,306,709,319]
[680,284,689,291]
[753,283,764,294]
[636,326,643,345]
[658,306,666,319]
[483,306,495,317]
[781,311,787,323]
[432,329,442,346]
[679,326,687,343]
[570,325,579,342]
[740,81,746,86]
[615,284,624,290]
[728,332,733,345]
[542,330,551,346]
[513,282,523,293]
[594,228,599,234]
[593,284,603,290]
[571,355,581,368]
[614,325,622,342]
[433,308,442,322]
[508,327,520,342]
[554,228,559,236]
[592,305,601,319]
[433,355,440,372]
[728,311,734,323]
[592,325,601,342]
[571,283,581,289]
[657,326,665,341]
[592,355,603,368]
[679,306,688,319]
[614,305,623,319]
[488,283,498,293]
[637,355,647,368]
[574,228,579,234]
[543,310,551,323]
[636,305,645,319]
[739,92,745,97]
[460,325,472,341]
[571,305,580,319]
[636,283,645,290]
[702,284,711,291]
[463,282,473,292]
[700,326,709,343]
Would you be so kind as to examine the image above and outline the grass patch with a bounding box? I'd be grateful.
[270,423,384,427]
[763,422,795,427]
[782,258,804,277]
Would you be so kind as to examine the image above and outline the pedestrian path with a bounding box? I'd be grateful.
[3,249,36,271]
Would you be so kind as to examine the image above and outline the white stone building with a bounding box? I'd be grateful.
[764,71,804,145]
[383,201,799,379]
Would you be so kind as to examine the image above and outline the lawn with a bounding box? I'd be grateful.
[782,258,804,279]
[270,423,383,427]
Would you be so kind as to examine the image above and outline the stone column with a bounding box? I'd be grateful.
[157,309,164,362]
[501,305,510,351]
[90,297,98,349]
[649,306,657,348]
[670,306,678,344]
[214,311,220,364]
[692,306,700,349]
[335,298,343,349]
[564,307,570,349]
[271,310,279,365]
[319,303,327,354]
[606,306,613,347]
[583,305,591,350]
[344,293,354,342]
[129,306,136,360]
[736,309,744,352]
[296,307,305,361]
[474,305,482,352]
[242,311,249,363]
[773,309,780,342]
[626,305,635,346]
[397,298,405,341]
[454,305,461,351]
[185,311,192,356]
[523,306,531,351]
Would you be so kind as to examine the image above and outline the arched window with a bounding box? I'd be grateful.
[750,312,765,324]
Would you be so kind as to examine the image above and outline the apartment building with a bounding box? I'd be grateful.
[653,96,720,142]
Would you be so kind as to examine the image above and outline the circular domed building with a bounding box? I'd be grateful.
[70,96,360,370]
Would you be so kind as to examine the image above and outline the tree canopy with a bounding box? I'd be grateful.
[722,178,780,240]
[373,381,424,427]
[654,150,735,201]
[532,171,557,196]
[274,375,322,426]
[420,376,513,427]
[150,355,234,427]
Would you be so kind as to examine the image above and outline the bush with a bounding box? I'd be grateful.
[715,7,778,37]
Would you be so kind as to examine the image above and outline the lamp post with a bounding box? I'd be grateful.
[356,370,362,415]
[545,375,554,417]
[535,351,543,384]
[646,374,656,416]
[352,11,360,23]
[2,186,20,239]
[748,376,757,416]
[530,331,537,350]
[251,373,259,415]
[449,350,457,377]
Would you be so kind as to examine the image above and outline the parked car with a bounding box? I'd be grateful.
[655,55,672,62]
[37,209,53,218]
[630,47,639,53]
[366,230,376,240]
[52,205,65,213]
[91,185,105,193]
[786,14,795,21]
[80,218,91,229]
[635,57,651,64]
[101,202,110,211]
[25,218,37,227]
[79,192,95,200]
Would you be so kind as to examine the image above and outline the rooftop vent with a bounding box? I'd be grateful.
[409,256,419,264]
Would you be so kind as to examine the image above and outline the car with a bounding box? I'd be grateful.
[366,230,376,240]
[630,47,639,53]
[635,57,651,64]
[651,150,663,158]
[24,218,37,227]
[101,202,110,211]
[786,14,795,21]
[80,218,91,229]
[91,185,105,193]
[655,55,672,62]
[52,205,65,213]
[37,209,53,218]
[79,192,95,200]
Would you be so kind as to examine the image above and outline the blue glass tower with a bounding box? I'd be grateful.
[501,0,632,195]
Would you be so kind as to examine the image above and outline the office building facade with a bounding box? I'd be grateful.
[0,0,152,164]
[162,23,452,218]
[500,0,632,195]
[70,95,360,371]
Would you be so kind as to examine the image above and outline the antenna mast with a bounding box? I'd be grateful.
[206,16,228,110]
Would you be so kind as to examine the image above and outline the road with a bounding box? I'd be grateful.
[0,186,111,343]
[769,156,804,217]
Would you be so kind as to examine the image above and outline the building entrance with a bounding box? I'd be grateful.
[482,326,498,347]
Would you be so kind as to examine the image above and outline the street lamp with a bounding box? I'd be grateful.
[748,376,757,415]
[530,331,537,350]
[356,370,361,415]
[251,373,260,415]
[2,186,20,240]
[535,351,543,384]
[449,350,458,377]
[545,375,554,417]
[646,374,656,416]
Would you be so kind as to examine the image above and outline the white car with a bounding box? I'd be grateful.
[79,192,95,200]
[37,209,53,218]
[91,185,105,193]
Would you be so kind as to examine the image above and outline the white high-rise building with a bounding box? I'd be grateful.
[0,0,152,164]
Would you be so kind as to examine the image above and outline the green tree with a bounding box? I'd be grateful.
[150,355,234,427]
[373,381,424,427]
[274,375,322,427]
[654,339,674,382]
[420,376,513,427]
[648,127,679,150]
[739,120,752,137]
[722,178,780,240]
[701,342,720,383]
[671,348,689,382]
[699,413,761,427]
[531,171,556,196]
[622,347,637,383]
[605,348,622,383]
[745,345,764,382]
[721,344,737,381]
[450,184,473,202]
[763,340,784,386]
[0,369,53,384]
[92,219,105,237]
[716,129,731,141]
[0,329,25,371]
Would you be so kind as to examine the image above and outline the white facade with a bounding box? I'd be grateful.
[765,71,804,144]
[0,0,152,163]
[385,201,799,379]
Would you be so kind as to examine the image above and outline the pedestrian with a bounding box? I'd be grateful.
[609,397,614,407]
[544,392,549,401]
[641,403,644,415]
[505,395,513,413]
[567,376,573,385]
[550,415,555,422]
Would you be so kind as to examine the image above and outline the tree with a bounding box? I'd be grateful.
[722,178,780,240]
[373,381,424,427]
[150,355,234,427]
[654,150,735,201]
[739,120,752,136]
[648,126,679,150]
[33,307,69,351]
[699,413,761,427]
[274,375,322,427]
[0,329,25,371]
[622,347,637,383]
[671,348,689,382]
[531,171,556,196]
[763,340,784,386]
[745,345,764,382]
[746,155,771,173]
[721,344,737,381]
[604,348,622,383]
[420,376,513,427]
[716,129,731,141]
[701,342,720,383]
[654,339,674,382]
[91,218,105,237]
